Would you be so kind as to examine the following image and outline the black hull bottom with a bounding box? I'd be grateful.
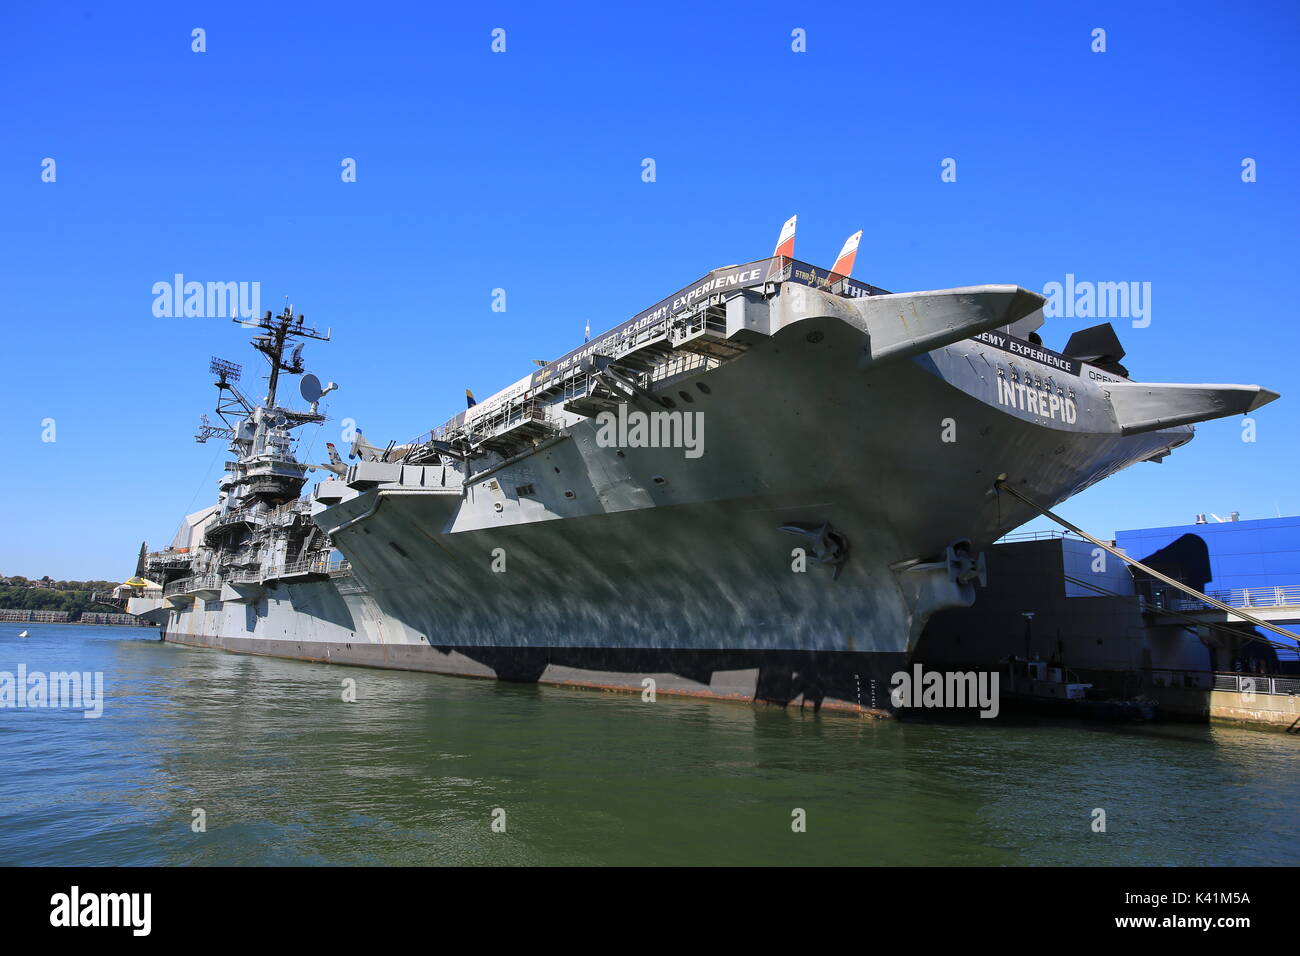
[163,633,904,716]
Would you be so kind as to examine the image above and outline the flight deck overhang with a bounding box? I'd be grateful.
[1105,382,1281,435]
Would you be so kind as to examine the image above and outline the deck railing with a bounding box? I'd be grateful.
[995,530,1077,544]
[1213,673,1300,696]
[163,577,192,596]
[274,553,333,578]
[163,574,219,596]
[1147,583,1300,612]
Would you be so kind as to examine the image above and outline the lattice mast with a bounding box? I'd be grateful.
[246,306,331,411]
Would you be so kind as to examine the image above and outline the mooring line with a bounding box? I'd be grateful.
[1062,572,1294,653]
[993,475,1300,647]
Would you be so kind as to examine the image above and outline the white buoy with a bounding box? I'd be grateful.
[18,630,29,638]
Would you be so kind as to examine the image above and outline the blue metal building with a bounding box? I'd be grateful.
[1117,515,1300,594]
[1116,514,1300,664]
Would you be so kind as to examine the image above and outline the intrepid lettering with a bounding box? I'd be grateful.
[996,375,1078,424]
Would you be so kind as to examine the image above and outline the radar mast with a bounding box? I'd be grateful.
[245,305,331,410]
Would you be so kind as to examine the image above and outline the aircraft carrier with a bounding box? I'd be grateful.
[129,220,1279,714]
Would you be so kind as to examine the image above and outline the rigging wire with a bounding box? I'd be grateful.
[994,475,1300,648]
[183,443,225,516]
[1060,573,1295,654]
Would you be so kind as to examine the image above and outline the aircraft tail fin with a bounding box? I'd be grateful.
[772,215,797,259]
[831,230,862,278]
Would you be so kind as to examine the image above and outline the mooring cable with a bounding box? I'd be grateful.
[1061,573,1295,654]
[993,475,1300,648]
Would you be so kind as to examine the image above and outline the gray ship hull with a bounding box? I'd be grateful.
[144,270,1276,716]
[163,615,904,715]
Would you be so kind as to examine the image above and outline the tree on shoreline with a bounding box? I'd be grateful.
[0,585,114,614]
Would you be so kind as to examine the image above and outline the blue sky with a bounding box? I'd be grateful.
[1,0,1297,580]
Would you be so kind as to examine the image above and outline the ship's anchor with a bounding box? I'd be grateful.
[779,521,850,580]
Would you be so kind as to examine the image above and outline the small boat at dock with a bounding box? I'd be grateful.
[1001,656,1156,721]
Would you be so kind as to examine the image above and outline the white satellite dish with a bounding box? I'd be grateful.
[300,373,323,403]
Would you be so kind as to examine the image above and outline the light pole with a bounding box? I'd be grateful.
[1022,611,1036,660]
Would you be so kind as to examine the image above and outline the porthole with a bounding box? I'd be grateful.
[678,390,694,403]
[806,330,824,344]
[697,382,711,394]
[660,396,676,409]
[564,489,576,499]
[652,475,667,485]
[494,502,503,512]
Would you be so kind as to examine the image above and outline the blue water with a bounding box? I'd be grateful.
[0,623,1296,866]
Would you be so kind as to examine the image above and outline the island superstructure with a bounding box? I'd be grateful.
[132,221,1279,713]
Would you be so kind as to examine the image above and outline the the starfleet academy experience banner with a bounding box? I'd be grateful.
[971,328,1083,376]
[445,255,886,433]
[526,260,768,391]
[2,867,1280,941]
[444,259,1086,437]
[527,257,890,391]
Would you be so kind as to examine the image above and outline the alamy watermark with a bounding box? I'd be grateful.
[0,665,104,718]
[890,665,999,718]
[1042,274,1151,328]
[152,275,261,320]
[595,405,704,459]
[50,886,150,936]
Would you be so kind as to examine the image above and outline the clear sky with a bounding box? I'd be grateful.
[1,1,1297,580]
